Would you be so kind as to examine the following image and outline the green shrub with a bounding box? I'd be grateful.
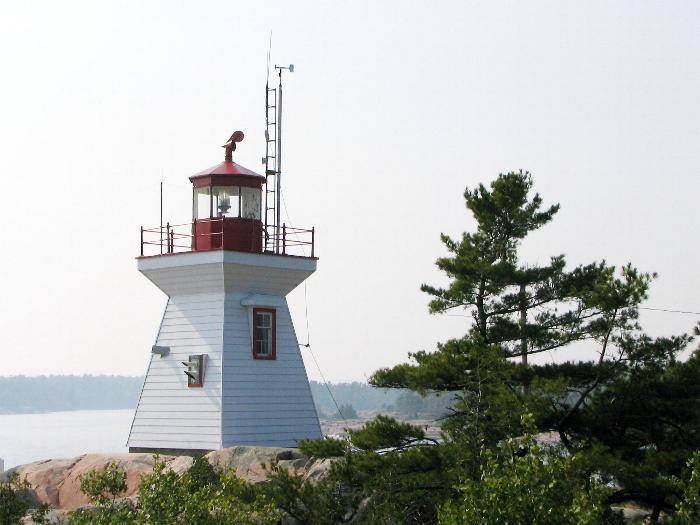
[67,456,279,525]
[299,437,348,458]
[0,474,34,525]
[79,462,127,506]
[439,415,623,525]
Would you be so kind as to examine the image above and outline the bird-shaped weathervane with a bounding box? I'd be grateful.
[223,130,245,161]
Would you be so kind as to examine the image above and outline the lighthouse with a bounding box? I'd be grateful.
[127,130,321,454]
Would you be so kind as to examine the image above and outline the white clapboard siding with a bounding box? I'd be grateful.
[134,412,221,421]
[128,291,224,451]
[128,250,321,452]
[221,297,321,448]
[129,434,219,450]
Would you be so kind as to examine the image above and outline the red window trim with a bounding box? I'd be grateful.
[252,307,276,360]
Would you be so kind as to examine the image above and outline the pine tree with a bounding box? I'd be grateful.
[371,171,635,443]
[371,170,699,519]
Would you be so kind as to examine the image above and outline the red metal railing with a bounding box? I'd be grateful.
[266,224,316,257]
[139,218,315,258]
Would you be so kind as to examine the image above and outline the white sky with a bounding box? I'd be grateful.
[0,1,698,382]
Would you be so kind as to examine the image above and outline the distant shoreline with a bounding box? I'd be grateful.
[0,375,144,415]
[0,375,448,419]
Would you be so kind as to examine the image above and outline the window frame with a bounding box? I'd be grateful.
[185,354,205,388]
[192,187,212,220]
[212,185,242,218]
[252,307,276,360]
[193,184,263,221]
[240,186,262,220]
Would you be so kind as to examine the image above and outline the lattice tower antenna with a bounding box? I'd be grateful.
[262,58,294,253]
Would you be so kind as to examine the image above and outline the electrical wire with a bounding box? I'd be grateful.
[307,344,349,428]
[447,303,700,364]
[281,191,349,427]
[279,192,698,425]
[639,306,700,315]
[446,306,700,317]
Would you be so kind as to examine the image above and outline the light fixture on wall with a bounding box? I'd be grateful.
[151,345,170,357]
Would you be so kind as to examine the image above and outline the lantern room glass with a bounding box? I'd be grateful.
[241,187,261,220]
[193,187,210,219]
[212,186,240,218]
[194,185,260,220]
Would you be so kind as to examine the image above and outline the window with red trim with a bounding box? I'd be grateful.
[253,308,276,360]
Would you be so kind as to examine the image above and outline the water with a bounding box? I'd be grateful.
[0,409,134,469]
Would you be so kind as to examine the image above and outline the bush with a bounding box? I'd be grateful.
[67,456,280,525]
[79,462,127,505]
[69,462,133,525]
[671,451,700,524]
[0,474,34,525]
[299,437,348,458]
[439,415,623,525]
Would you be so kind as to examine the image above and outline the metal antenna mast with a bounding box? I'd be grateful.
[262,36,275,253]
[263,62,293,253]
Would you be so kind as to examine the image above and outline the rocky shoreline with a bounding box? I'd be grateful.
[1,446,331,512]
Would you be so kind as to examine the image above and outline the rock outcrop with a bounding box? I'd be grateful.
[2,447,330,511]
[207,446,331,483]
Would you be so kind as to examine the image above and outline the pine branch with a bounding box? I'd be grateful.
[557,309,619,444]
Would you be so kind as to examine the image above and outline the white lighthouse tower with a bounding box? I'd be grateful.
[128,130,321,454]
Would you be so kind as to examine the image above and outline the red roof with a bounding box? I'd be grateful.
[189,161,265,183]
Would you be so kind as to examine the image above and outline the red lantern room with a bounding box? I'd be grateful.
[189,131,265,253]
[139,129,314,259]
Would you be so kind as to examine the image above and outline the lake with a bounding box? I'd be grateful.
[0,410,440,471]
[0,409,134,469]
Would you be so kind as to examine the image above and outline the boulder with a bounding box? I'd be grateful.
[5,453,190,511]
[205,446,310,483]
[6,447,331,511]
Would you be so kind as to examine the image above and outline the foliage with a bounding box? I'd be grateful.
[672,451,700,524]
[13,171,697,524]
[69,462,133,525]
[27,505,54,525]
[69,501,136,525]
[369,171,700,520]
[186,455,219,490]
[299,437,349,458]
[439,414,622,525]
[79,462,127,506]
[0,473,35,525]
[372,338,522,445]
[180,471,279,525]
[555,338,700,515]
[137,457,280,525]
[417,171,606,360]
[261,458,356,524]
[263,415,455,524]
[67,456,279,525]
[134,459,182,525]
[348,415,430,451]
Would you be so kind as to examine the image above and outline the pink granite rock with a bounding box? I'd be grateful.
[205,446,311,483]
[7,447,330,511]
[7,453,191,511]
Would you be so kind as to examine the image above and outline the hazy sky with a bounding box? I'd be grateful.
[0,1,698,382]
